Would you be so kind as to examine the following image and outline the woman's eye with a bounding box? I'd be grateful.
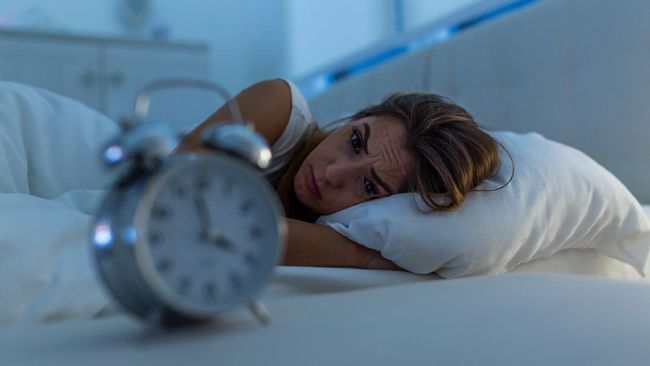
[350,129,362,154]
[363,177,378,197]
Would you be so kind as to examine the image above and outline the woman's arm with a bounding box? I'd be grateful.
[177,79,399,270]
[282,218,402,270]
[176,78,292,152]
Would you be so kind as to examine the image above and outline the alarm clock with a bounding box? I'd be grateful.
[90,79,286,327]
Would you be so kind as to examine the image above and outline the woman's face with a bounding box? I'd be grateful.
[293,115,416,215]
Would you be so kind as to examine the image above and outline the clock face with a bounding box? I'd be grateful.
[134,155,284,316]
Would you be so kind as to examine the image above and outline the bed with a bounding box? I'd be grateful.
[2,0,650,365]
[1,250,650,366]
[1,120,648,366]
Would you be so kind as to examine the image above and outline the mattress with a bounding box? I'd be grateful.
[0,209,648,366]
[1,271,650,366]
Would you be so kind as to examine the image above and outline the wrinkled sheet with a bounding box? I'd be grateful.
[0,82,117,325]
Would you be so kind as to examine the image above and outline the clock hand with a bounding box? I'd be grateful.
[194,192,235,251]
[193,192,211,241]
[206,230,235,252]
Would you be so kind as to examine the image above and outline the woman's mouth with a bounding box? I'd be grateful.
[307,165,322,200]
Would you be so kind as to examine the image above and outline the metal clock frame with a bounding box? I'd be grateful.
[90,79,285,326]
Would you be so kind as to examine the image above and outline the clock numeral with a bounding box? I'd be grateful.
[152,205,171,220]
[149,231,163,246]
[195,173,210,190]
[240,199,256,215]
[243,252,257,267]
[250,226,262,240]
[178,276,192,295]
[229,272,243,289]
[172,182,186,198]
[157,258,173,273]
[203,282,217,301]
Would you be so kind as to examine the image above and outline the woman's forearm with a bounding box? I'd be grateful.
[281,218,401,270]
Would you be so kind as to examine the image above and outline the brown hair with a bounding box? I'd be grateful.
[350,92,503,211]
[270,92,505,220]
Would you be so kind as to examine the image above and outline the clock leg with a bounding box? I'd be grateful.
[249,299,271,326]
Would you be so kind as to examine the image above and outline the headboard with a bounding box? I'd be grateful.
[309,0,650,203]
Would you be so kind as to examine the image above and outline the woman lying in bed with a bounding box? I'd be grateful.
[176,79,502,271]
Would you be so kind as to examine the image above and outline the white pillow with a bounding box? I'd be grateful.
[317,131,650,278]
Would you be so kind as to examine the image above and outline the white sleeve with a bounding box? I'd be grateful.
[264,79,313,175]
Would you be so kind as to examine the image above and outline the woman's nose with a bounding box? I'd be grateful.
[324,161,358,188]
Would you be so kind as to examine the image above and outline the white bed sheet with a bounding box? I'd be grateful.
[2,272,650,366]
[0,204,648,366]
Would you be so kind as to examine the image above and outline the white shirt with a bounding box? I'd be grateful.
[264,79,313,175]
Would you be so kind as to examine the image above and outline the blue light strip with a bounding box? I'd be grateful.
[303,0,542,96]
[455,0,539,31]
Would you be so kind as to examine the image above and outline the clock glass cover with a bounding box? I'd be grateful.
[134,155,283,317]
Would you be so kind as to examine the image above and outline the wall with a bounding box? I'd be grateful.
[285,0,395,77]
[0,0,493,93]
[0,0,289,92]
[402,0,491,31]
